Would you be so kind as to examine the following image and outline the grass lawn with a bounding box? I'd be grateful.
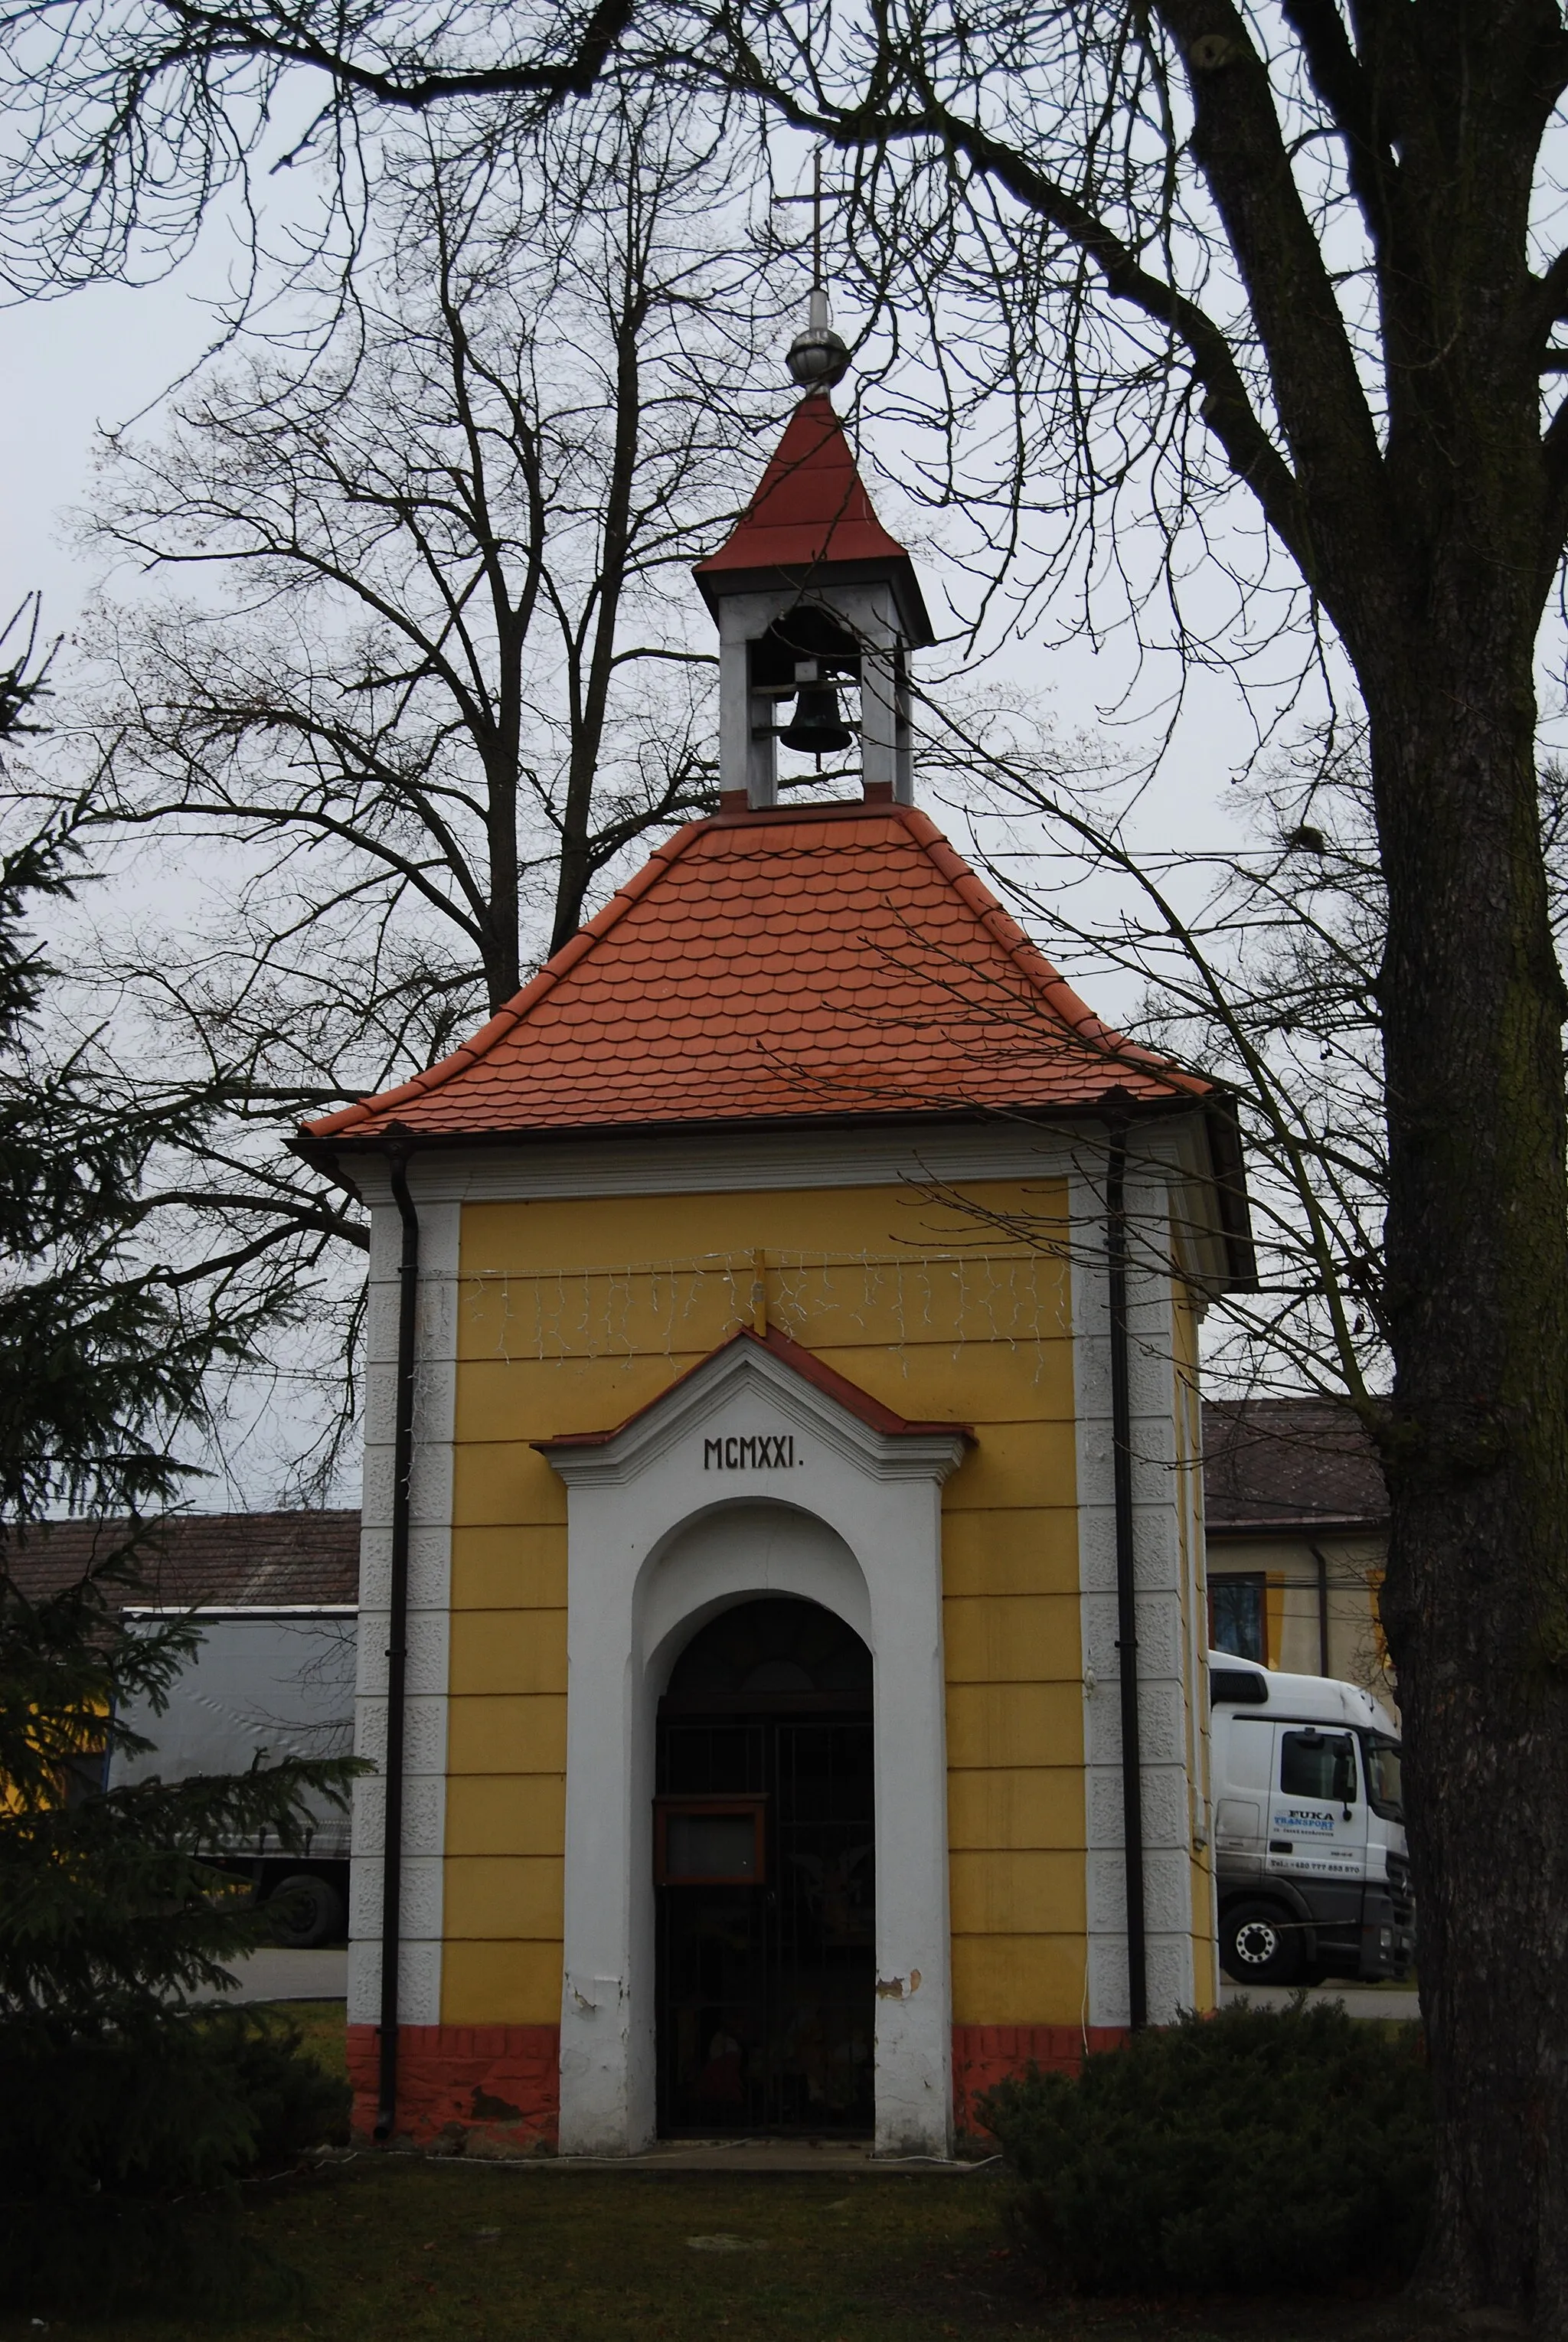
[264,1997,352,2077]
[0,2008,1453,2342]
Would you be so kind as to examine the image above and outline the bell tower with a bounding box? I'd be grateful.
[693,307,934,809]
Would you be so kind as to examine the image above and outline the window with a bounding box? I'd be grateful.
[59,1745,108,1807]
[1361,1734,1403,1821]
[1210,1574,1266,1664]
[1279,1730,1357,1804]
[654,1797,767,1884]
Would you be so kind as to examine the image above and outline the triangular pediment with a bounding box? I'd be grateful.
[534,1326,971,1488]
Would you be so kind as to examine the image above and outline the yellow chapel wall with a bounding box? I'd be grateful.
[439,1177,1098,2031]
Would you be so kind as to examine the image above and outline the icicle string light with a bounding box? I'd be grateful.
[459,1247,1070,1377]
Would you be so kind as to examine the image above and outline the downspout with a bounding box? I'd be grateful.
[1106,1122,1148,2031]
[1309,1542,1331,1678]
[375,1143,420,2141]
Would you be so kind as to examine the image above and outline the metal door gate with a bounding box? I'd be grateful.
[655,1713,874,2135]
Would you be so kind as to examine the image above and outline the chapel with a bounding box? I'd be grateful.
[297,302,1253,2158]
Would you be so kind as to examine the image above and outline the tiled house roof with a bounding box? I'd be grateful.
[301,801,1204,1147]
[1202,1399,1388,1536]
[3,1510,361,1609]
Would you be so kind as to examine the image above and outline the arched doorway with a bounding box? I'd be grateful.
[655,1596,874,2136]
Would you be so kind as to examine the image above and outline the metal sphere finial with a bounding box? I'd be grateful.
[787,282,851,391]
[778,159,854,394]
[787,324,851,390]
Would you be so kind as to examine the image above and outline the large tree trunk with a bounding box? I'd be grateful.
[1364,605,1568,2321]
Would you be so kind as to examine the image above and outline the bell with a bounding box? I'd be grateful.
[779,681,853,756]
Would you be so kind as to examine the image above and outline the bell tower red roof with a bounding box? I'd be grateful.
[693,394,933,645]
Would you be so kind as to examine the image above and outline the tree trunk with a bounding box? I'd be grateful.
[481,748,521,1014]
[1363,606,1568,2322]
[550,301,645,956]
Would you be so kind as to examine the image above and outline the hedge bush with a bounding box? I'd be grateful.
[0,2006,350,2314]
[979,1999,1431,2295]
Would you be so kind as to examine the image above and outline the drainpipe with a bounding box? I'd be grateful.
[375,1142,420,2141]
[1309,1542,1331,1678]
[1106,1122,1148,2031]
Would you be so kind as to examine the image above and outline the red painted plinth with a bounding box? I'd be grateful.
[347,2024,560,2151]
[346,2019,1126,2152]
[951,2023,1129,2140]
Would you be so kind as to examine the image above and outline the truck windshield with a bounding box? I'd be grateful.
[1361,1734,1404,1822]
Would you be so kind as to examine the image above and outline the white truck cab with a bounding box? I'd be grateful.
[1207,1651,1414,1987]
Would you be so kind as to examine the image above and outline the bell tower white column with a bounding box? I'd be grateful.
[718,599,778,807]
[856,583,916,805]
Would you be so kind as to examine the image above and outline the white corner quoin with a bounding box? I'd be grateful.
[541,1334,966,2159]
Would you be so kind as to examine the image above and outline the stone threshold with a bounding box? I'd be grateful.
[550,2139,995,2174]
[352,2138,998,2174]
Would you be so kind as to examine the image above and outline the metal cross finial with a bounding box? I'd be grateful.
[776,149,851,388]
[776,149,832,294]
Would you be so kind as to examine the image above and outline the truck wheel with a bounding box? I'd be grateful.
[268,1874,345,1950]
[1220,1900,1305,1986]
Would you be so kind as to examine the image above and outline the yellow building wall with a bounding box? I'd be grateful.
[439,1178,1099,2030]
[1208,1534,1393,1704]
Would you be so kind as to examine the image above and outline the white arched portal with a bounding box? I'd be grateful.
[641,1500,872,1684]
[540,1328,966,2159]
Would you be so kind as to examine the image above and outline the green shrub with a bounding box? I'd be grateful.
[979,2000,1431,2295]
[0,2006,351,2314]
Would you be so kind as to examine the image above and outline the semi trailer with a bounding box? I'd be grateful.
[1208,1650,1414,1987]
[108,1606,357,1948]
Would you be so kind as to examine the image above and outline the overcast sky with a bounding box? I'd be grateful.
[0,149,1380,1505]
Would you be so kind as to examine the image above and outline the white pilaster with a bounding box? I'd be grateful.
[1071,1160,1200,2027]
[861,645,897,792]
[893,661,915,804]
[718,603,779,806]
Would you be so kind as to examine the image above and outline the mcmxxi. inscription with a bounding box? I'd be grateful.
[703,1433,801,1469]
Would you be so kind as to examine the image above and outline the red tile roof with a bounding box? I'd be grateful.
[1203,1400,1387,1537]
[301,800,1205,1147]
[5,1511,361,1609]
[691,395,933,642]
[534,1325,975,1453]
[695,394,911,578]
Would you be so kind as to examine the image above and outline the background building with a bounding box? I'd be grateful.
[1203,1399,1391,1698]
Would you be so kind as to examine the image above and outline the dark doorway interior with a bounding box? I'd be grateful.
[655,1596,874,2137]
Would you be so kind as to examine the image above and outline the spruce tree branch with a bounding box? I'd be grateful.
[137,1187,369,1250]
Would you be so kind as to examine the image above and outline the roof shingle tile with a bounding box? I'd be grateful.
[303,802,1200,1145]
